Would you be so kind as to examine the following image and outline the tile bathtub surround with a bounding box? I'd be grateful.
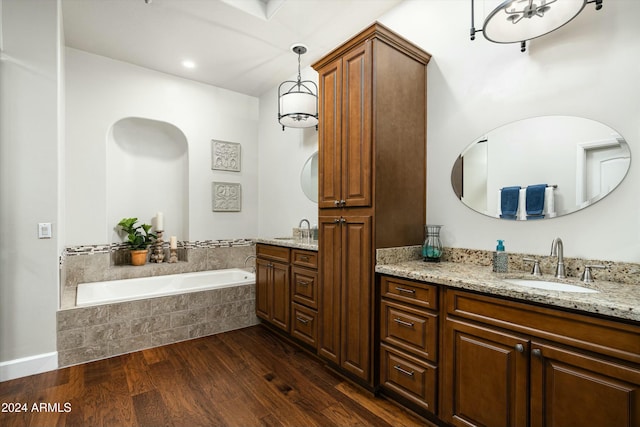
[57,284,259,367]
[60,240,256,309]
[377,246,640,287]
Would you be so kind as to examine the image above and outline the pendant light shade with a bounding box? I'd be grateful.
[471,0,603,52]
[278,44,318,131]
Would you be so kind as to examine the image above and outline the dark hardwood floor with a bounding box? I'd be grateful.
[0,325,430,427]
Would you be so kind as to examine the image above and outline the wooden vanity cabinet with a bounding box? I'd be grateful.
[256,244,320,349]
[313,23,431,387]
[379,276,440,415]
[291,249,319,349]
[442,289,640,427]
[255,244,290,333]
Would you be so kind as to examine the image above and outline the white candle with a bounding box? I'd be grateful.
[170,236,177,249]
[156,212,164,231]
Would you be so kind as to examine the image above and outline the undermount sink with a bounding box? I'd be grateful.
[504,278,599,294]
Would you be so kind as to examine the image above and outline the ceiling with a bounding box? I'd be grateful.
[62,0,403,97]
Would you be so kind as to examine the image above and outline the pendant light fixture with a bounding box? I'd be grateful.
[470,0,603,52]
[278,44,318,131]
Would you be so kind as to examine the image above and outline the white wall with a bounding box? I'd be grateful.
[65,48,260,245]
[257,66,319,238]
[0,0,61,379]
[257,1,640,263]
[374,0,640,262]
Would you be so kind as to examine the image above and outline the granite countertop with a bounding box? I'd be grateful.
[256,237,318,252]
[376,260,640,323]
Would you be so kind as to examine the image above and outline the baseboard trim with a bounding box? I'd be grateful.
[0,352,58,382]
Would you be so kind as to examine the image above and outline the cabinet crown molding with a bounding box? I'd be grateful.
[312,22,431,71]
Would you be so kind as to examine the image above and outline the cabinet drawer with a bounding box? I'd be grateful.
[380,343,437,414]
[381,299,438,362]
[291,303,317,349]
[445,289,640,365]
[256,244,290,263]
[292,266,318,309]
[292,249,318,269]
[381,276,438,310]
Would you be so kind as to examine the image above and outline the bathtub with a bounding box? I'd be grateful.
[76,268,255,307]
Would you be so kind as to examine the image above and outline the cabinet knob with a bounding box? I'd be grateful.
[532,348,542,358]
[334,200,340,206]
[339,199,346,207]
[515,343,525,353]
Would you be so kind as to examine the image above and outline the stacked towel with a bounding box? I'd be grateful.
[526,184,547,220]
[500,186,521,220]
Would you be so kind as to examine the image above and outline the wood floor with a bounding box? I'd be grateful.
[0,325,430,427]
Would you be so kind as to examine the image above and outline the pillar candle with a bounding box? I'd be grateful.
[170,236,177,249]
[156,212,164,231]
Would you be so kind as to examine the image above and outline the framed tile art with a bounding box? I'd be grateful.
[212,182,241,212]
[211,140,241,172]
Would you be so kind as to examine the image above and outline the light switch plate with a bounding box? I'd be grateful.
[38,223,52,239]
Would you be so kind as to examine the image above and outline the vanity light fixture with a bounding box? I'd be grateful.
[470,0,603,52]
[278,44,318,131]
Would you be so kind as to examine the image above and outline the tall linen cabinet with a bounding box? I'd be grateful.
[312,23,431,387]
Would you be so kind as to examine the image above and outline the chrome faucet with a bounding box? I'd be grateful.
[244,255,256,273]
[550,237,566,279]
[299,218,311,240]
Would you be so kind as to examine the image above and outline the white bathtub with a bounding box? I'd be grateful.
[76,268,255,307]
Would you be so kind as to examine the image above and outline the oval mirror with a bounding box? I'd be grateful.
[301,151,318,203]
[451,116,630,220]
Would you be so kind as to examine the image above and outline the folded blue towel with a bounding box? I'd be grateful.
[526,184,546,219]
[500,186,520,220]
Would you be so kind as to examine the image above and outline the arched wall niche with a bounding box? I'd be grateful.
[107,117,188,243]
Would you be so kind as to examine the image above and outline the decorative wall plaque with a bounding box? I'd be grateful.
[212,140,241,172]
[212,182,241,212]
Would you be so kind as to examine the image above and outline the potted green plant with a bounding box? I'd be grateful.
[117,217,157,266]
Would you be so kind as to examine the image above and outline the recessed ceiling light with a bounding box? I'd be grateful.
[182,60,196,69]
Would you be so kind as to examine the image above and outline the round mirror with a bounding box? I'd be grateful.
[301,151,318,203]
[451,116,631,220]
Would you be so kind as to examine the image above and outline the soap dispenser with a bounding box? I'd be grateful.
[493,240,508,273]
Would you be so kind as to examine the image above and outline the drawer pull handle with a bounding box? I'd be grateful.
[300,255,310,261]
[395,286,416,294]
[393,318,415,328]
[393,365,415,377]
[297,280,310,286]
[296,317,309,325]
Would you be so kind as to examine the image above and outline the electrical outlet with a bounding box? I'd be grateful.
[38,223,52,239]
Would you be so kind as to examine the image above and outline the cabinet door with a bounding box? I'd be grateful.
[530,341,640,427]
[442,318,529,427]
[318,216,342,364]
[341,43,372,208]
[317,58,343,209]
[255,258,271,321]
[270,261,290,333]
[340,215,372,381]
